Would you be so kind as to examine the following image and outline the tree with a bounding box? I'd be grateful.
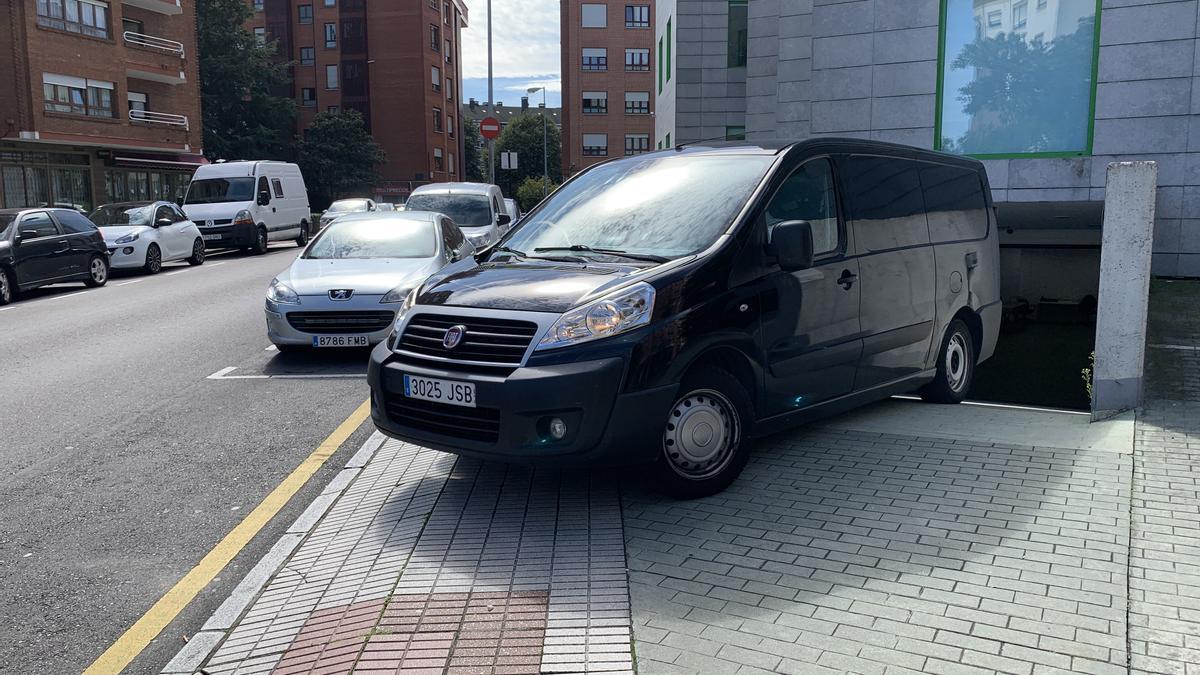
[461,119,486,182]
[197,0,296,161]
[297,111,387,209]
[492,113,561,196]
[515,176,559,213]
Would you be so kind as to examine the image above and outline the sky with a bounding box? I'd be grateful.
[459,0,562,107]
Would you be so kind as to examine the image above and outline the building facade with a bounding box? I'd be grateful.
[561,0,656,176]
[0,0,204,212]
[657,0,1200,279]
[248,0,468,202]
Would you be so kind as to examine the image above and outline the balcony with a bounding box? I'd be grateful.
[129,109,189,130]
[121,0,183,15]
[124,31,185,57]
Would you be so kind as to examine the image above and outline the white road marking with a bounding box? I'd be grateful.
[0,306,13,312]
[892,394,1091,416]
[265,345,277,352]
[117,279,145,286]
[45,291,89,301]
[206,366,364,380]
[1149,343,1199,351]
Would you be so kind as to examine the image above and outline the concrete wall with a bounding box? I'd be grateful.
[660,0,747,146]
[722,0,1200,278]
[654,0,677,146]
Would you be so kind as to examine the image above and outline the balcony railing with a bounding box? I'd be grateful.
[129,109,189,129]
[124,31,185,57]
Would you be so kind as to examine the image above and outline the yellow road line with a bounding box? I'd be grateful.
[84,399,372,674]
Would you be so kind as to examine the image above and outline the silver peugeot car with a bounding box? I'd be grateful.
[265,211,474,352]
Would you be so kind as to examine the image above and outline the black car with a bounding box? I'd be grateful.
[367,139,1002,497]
[0,207,110,305]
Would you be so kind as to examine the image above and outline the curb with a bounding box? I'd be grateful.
[160,431,387,675]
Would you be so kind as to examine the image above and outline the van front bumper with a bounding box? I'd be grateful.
[197,222,257,248]
[367,344,676,466]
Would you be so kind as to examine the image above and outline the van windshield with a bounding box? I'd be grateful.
[185,178,256,205]
[503,154,775,259]
[404,194,491,228]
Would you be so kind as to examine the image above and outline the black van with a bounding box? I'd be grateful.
[367,139,1001,497]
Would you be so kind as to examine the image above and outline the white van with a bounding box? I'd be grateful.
[182,161,311,254]
[403,183,510,250]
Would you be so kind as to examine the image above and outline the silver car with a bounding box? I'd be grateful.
[318,198,376,230]
[265,211,474,351]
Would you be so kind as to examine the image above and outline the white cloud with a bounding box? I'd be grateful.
[503,78,562,94]
[460,0,560,80]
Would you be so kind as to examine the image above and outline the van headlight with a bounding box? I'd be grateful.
[386,287,420,349]
[536,282,655,351]
[266,278,300,304]
[233,209,254,226]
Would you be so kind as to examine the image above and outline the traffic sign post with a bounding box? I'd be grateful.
[480,117,501,140]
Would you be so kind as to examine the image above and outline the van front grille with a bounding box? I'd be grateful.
[384,395,500,443]
[398,314,539,366]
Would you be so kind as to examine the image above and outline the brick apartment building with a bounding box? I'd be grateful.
[0,0,204,212]
[248,0,468,203]
[560,1,655,176]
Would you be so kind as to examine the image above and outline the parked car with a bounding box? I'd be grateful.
[0,207,110,304]
[265,211,474,352]
[503,198,521,231]
[403,183,510,250]
[319,198,377,230]
[89,201,205,274]
[367,139,1001,498]
[182,161,312,254]
[376,203,396,212]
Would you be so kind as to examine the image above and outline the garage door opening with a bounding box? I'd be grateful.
[968,201,1102,411]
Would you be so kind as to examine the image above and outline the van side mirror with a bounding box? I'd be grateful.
[257,190,271,206]
[767,220,814,271]
[497,213,511,226]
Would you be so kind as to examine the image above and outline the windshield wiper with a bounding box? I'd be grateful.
[491,245,527,258]
[534,245,669,263]
[490,245,587,264]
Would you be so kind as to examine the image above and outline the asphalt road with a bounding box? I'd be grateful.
[0,246,378,674]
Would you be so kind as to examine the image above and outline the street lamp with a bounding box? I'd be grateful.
[527,86,548,198]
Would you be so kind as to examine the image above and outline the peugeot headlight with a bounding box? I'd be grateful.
[266,278,300,304]
[380,284,413,304]
[114,232,139,244]
[537,282,655,351]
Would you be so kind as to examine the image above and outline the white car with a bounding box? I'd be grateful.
[503,198,521,231]
[89,201,206,273]
[264,211,474,351]
[404,183,510,250]
[375,203,396,212]
[319,198,376,230]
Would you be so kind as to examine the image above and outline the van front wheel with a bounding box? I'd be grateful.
[652,367,752,499]
[251,226,269,255]
[921,318,975,404]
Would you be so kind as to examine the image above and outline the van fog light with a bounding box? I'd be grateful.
[539,416,568,441]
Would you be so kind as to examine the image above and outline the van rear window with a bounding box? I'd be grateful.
[839,156,928,253]
[919,165,989,243]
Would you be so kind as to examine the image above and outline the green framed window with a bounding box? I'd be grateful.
[666,18,672,83]
[728,0,748,68]
[935,0,1101,158]
[725,125,745,141]
[658,36,663,93]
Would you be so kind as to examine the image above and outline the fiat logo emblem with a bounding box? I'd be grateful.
[443,325,467,349]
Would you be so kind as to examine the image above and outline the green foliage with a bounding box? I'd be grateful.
[514,176,558,213]
[493,113,561,196]
[1082,350,1095,402]
[197,0,296,161]
[297,111,387,210]
[461,120,486,182]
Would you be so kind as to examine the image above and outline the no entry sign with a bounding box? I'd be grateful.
[480,117,501,140]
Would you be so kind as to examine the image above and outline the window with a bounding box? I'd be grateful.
[625,91,649,114]
[431,66,441,92]
[37,0,111,38]
[727,1,747,67]
[624,134,649,155]
[253,0,264,9]
[298,4,313,24]
[324,22,337,47]
[42,74,113,118]
[919,164,989,243]
[665,132,671,147]
[328,105,339,113]
[938,0,1099,156]
[1012,1,1027,29]
[838,155,928,252]
[254,27,266,45]
[300,46,315,65]
[57,210,97,234]
[18,212,59,239]
[666,17,672,79]
[448,115,455,137]
[445,39,453,61]
[657,37,663,92]
[725,125,745,141]
[625,48,650,71]
[127,91,147,113]
[581,4,607,27]
[582,133,608,156]
[582,91,608,114]
[434,148,444,172]
[301,87,316,106]
[428,0,437,8]
[444,2,450,23]
[625,4,650,28]
[445,77,454,101]
[325,64,339,89]
[582,48,607,71]
[433,107,443,132]
[430,24,440,51]
[449,152,457,174]
[122,17,142,34]
[325,0,335,5]
[765,159,839,257]
[271,178,285,198]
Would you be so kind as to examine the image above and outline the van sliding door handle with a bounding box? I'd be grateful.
[837,270,857,290]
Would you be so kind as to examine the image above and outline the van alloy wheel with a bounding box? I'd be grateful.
[663,388,741,481]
